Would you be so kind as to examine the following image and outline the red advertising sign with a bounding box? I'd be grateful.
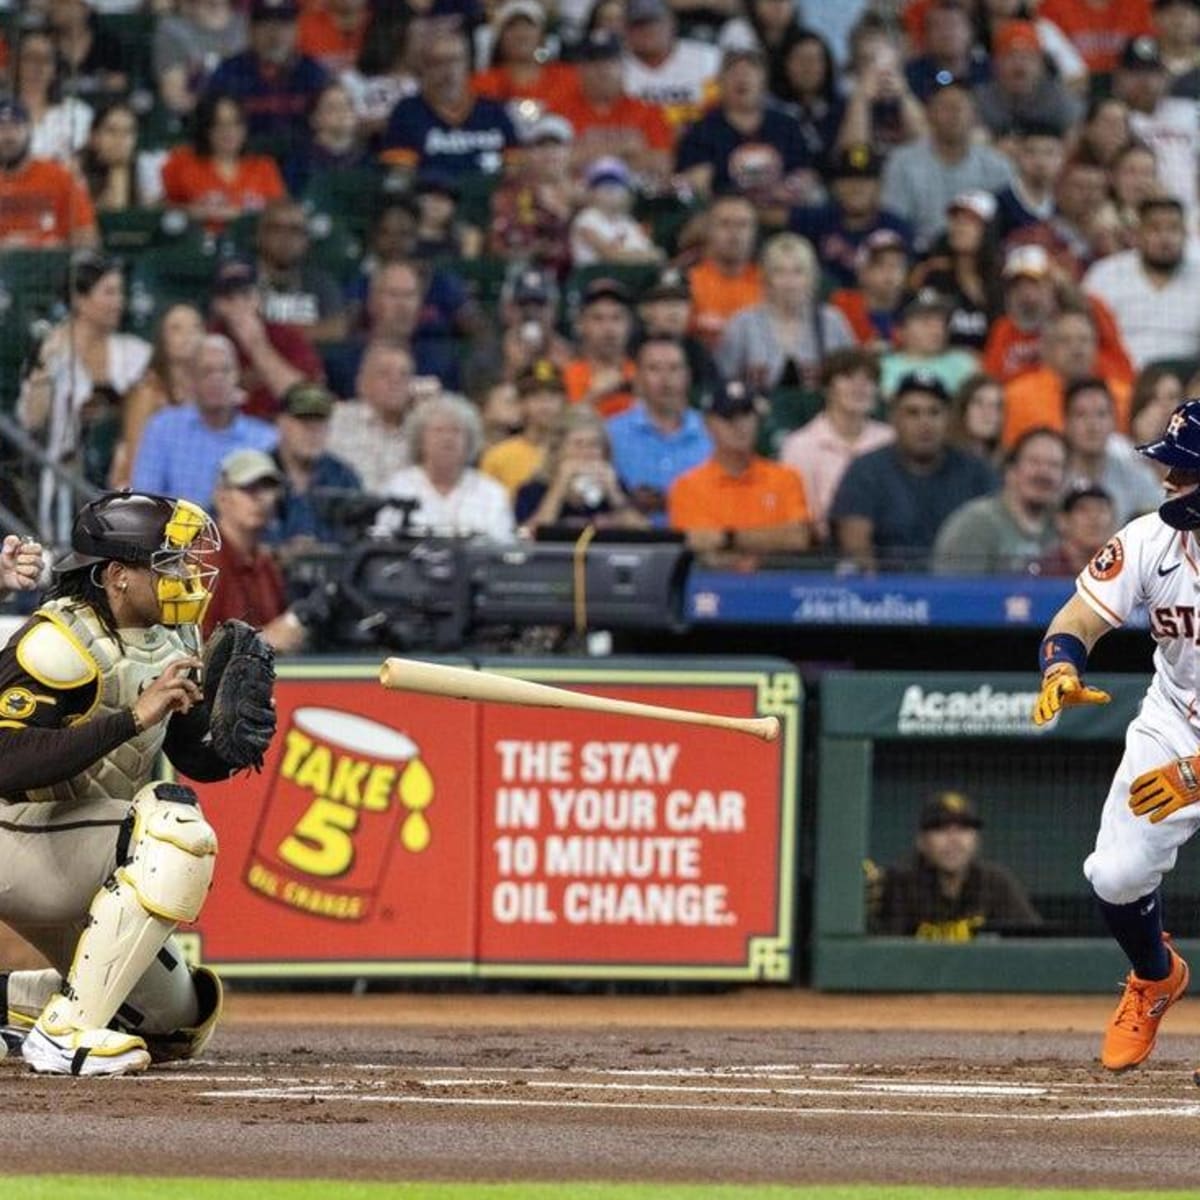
[190,661,798,981]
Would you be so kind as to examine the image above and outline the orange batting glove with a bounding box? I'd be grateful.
[1032,664,1111,726]
[1129,756,1200,823]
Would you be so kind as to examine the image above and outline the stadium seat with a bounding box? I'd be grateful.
[303,167,388,240]
[756,387,824,457]
[99,207,193,254]
[448,256,512,312]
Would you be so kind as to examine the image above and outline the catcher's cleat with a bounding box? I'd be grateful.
[0,1026,26,1057]
[1101,937,1190,1071]
[22,996,151,1077]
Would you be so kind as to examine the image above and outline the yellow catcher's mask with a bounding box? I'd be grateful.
[152,500,221,627]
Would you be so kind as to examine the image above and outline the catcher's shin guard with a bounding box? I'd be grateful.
[55,781,217,1033]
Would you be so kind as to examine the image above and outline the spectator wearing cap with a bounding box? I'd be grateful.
[716,233,854,394]
[0,96,97,248]
[675,47,816,214]
[829,370,995,572]
[264,381,361,549]
[209,258,324,421]
[779,347,894,542]
[881,76,1013,251]
[1002,307,1133,446]
[607,336,712,524]
[551,31,673,185]
[991,120,1068,243]
[472,0,580,106]
[297,0,370,74]
[563,277,637,418]
[1084,196,1200,369]
[637,266,722,406]
[205,448,307,654]
[380,30,517,181]
[839,19,929,156]
[667,381,812,558]
[908,191,1001,352]
[44,0,129,102]
[688,193,762,349]
[205,0,329,158]
[869,790,1041,939]
[132,334,277,506]
[1114,35,1200,219]
[904,0,991,102]
[1156,0,1200,98]
[412,168,483,261]
[255,197,348,344]
[1061,378,1163,523]
[830,229,910,351]
[621,0,720,129]
[480,360,567,495]
[154,0,248,116]
[161,93,286,230]
[382,393,516,541]
[569,156,662,267]
[790,144,913,290]
[983,244,1134,384]
[881,289,979,399]
[972,20,1082,139]
[931,426,1066,574]
[1040,0,1154,76]
[1036,482,1118,576]
[488,115,578,271]
[326,343,418,494]
[281,79,371,197]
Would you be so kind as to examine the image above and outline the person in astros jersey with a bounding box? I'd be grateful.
[1033,399,1200,1072]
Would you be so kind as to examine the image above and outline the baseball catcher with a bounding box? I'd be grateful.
[1033,399,1200,1074]
[0,492,276,1075]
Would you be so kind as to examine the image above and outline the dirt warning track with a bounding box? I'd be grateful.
[3,992,1200,1189]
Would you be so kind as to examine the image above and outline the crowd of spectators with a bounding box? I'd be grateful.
[2,0,1197,616]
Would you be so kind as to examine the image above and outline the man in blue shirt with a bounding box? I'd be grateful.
[132,334,277,506]
[606,336,712,526]
[266,381,361,547]
[206,0,328,156]
[380,29,516,180]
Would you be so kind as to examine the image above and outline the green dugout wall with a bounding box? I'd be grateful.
[813,672,1200,992]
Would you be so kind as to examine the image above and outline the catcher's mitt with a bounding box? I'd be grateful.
[202,618,276,770]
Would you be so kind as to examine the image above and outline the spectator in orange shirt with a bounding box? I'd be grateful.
[161,93,285,229]
[0,96,96,248]
[563,277,638,418]
[1040,0,1154,75]
[1002,307,1131,447]
[688,192,763,349]
[473,0,580,106]
[830,228,910,352]
[551,31,673,185]
[298,0,370,73]
[669,380,812,559]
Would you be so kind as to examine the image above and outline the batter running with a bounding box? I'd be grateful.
[1034,399,1200,1071]
[0,492,275,1076]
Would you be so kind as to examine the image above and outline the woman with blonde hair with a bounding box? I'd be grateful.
[109,303,205,489]
[715,233,853,393]
[515,407,646,534]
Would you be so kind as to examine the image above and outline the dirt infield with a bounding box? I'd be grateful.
[4,991,1200,1189]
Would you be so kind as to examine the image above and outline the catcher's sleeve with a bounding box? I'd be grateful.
[162,704,236,783]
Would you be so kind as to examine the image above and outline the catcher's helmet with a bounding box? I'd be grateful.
[56,492,220,625]
[1137,400,1200,530]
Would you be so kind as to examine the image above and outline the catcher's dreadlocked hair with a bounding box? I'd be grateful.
[45,565,122,645]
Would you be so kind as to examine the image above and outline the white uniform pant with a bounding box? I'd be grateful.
[1085,683,1200,904]
[0,795,197,1034]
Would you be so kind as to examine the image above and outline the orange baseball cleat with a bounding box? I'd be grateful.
[1101,937,1190,1071]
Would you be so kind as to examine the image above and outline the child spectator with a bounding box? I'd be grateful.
[412,169,483,261]
[569,156,661,267]
[829,228,910,351]
[481,360,568,496]
[881,289,979,399]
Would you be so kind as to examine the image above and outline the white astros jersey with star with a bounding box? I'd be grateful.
[1076,512,1200,720]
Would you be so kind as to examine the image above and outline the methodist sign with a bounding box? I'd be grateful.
[186,659,800,982]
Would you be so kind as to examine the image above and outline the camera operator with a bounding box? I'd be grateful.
[202,448,309,654]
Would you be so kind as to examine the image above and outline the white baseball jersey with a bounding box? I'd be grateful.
[1073,512,1200,904]
[1076,512,1200,722]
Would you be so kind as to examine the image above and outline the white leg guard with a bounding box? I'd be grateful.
[2,968,61,1027]
[57,781,217,1032]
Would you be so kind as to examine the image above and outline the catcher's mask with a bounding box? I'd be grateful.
[1138,399,1200,530]
[56,493,221,626]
